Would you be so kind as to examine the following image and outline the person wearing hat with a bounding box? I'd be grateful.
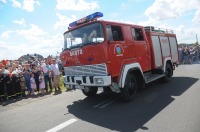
[19,70,26,97]
[0,69,6,101]
[4,70,15,100]
[12,71,22,98]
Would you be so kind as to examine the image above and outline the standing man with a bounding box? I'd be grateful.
[51,59,61,91]
[31,64,40,94]
[42,59,53,92]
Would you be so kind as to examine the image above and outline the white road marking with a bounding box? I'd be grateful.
[46,118,77,132]
[93,96,119,108]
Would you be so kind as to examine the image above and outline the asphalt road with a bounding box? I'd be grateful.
[0,64,200,132]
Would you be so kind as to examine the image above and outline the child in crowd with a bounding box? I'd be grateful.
[19,71,26,97]
[30,73,36,95]
[39,72,45,94]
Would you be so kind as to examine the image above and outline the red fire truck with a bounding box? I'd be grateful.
[61,12,179,101]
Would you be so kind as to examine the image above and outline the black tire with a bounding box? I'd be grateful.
[121,73,138,102]
[82,87,98,97]
[160,63,173,83]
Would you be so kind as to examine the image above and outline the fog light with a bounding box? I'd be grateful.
[94,78,104,84]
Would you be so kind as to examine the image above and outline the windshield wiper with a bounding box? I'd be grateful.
[69,42,99,49]
[82,42,97,46]
[70,43,83,49]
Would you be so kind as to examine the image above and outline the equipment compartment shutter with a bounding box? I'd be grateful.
[169,37,178,63]
[151,35,162,68]
[160,36,170,57]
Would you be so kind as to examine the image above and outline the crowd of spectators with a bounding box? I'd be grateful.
[178,45,200,64]
[0,57,63,102]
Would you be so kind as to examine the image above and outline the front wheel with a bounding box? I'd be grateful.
[82,87,98,97]
[121,74,138,102]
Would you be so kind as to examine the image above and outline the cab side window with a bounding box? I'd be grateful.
[132,28,144,41]
[106,25,124,41]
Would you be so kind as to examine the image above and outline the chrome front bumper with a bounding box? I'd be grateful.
[63,75,112,88]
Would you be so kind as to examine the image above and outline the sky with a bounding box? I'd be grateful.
[0,0,200,61]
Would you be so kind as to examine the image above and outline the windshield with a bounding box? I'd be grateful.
[64,22,104,49]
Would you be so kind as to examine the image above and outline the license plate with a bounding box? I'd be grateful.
[75,85,84,89]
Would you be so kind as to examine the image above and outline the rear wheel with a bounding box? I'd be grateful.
[82,87,98,97]
[121,73,138,102]
[160,63,173,83]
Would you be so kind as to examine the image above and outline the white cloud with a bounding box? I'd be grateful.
[141,0,200,44]
[56,0,99,11]
[0,42,27,60]
[11,0,40,12]
[13,18,26,25]
[0,31,14,39]
[145,0,200,21]
[192,9,200,25]
[138,18,157,27]
[11,0,21,8]
[1,0,6,4]
[1,25,45,40]
[55,13,76,30]
[175,26,200,43]
[0,33,64,60]
[1,32,9,39]
[22,0,37,12]
[16,24,47,40]
[0,24,64,60]
[138,18,199,44]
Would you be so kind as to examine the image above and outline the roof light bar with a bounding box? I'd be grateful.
[69,12,103,28]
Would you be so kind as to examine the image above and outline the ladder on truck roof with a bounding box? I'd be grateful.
[144,26,173,34]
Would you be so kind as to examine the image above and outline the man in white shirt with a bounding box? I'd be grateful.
[51,59,60,91]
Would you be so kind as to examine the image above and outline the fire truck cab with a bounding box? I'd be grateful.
[61,12,179,101]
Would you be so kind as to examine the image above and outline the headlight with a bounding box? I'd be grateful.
[94,78,104,84]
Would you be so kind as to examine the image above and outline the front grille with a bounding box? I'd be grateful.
[64,63,108,76]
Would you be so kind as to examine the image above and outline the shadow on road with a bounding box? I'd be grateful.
[66,77,198,132]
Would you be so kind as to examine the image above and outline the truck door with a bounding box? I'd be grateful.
[131,27,150,72]
[106,24,130,76]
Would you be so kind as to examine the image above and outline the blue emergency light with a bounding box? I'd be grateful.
[69,12,103,28]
